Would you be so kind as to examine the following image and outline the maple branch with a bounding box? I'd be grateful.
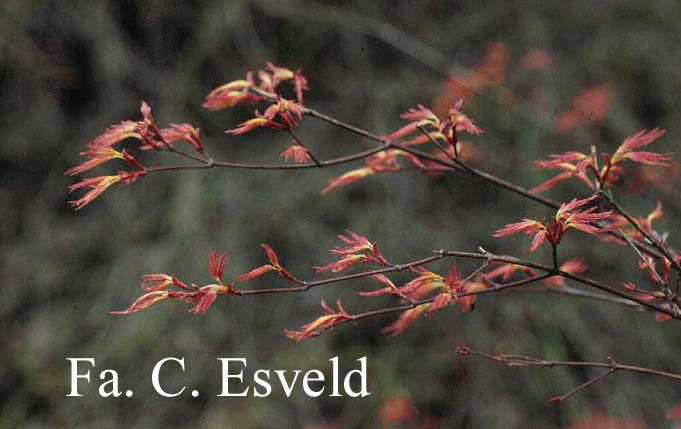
[144,142,392,173]
[457,346,681,402]
[245,87,668,263]
[343,273,553,325]
[230,248,676,318]
[550,369,616,403]
[601,190,681,272]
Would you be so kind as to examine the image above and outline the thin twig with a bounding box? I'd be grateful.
[602,190,681,272]
[457,347,681,403]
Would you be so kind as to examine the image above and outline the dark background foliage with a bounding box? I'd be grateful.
[2,0,680,427]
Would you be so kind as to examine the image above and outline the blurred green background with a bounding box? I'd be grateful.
[2,0,681,427]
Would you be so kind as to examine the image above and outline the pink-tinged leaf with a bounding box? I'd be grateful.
[426,293,452,314]
[141,273,174,291]
[110,291,169,315]
[535,152,588,167]
[235,264,276,281]
[278,267,302,283]
[321,167,375,194]
[285,299,351,341]
[530,172,573,194]
[68,175,122,210]
[88,120,141,149]
[624,151,673,166]
[160,123,203,152]
[357,288,394,297]
[280,144,311,164]
[400,104,438,122]
[381,304,430,337]
[381,122,420,141]
[261,244,280,267]
[448,100,484,135]
[358,274,399,296]
[619,128,666,152]
[486,263,537,282]
[444,264,462,291]
[493,219,543,237]
[315,254,366,273]
[293,69,309,104]
[187,292,218,314]
[557,193,598,214]
[331,230,373,255]
[568,222,607,235]
[529,230,546,251]
[208,251,228,282]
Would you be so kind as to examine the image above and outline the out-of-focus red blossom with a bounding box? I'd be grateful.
[565,410,645,429]
[532,128,672,193]
[379,394,418,425]
[280,144,311,164]
[494,194,613,251]
[112,252,238,315]
[316,231,387,273]
[285,299,352,341]
[522,48,554,71]
[625,161,681,195]
[236,244,301,283]
[543,257,589,286]
[474,42,511,86]
[433,42,510,114]
[668,403,681,419]
[554,84,610,134]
